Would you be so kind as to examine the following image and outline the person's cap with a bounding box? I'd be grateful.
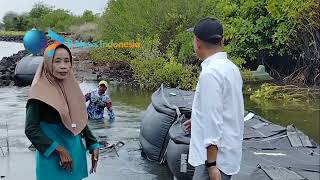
[99,80,108,87]
[187,17,223,44]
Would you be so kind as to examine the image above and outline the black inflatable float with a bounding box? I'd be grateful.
[167,119,194,180]
[140,85,320,180]
[14,55,42,86]
[139,85,193,162]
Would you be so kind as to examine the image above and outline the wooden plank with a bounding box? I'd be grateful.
[251,122,269,129]
[287,125,302,147]
[298,131,313,147]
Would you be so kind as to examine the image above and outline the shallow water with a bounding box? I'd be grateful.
[0,82,172,180]
[0,41,25,60]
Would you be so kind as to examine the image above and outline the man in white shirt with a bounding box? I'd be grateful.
[184,17,244,180]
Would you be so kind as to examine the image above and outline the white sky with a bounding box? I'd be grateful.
[0,0,108,23]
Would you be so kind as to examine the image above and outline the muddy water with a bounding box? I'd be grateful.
[0,82,172,180]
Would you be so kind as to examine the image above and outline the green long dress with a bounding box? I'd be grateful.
[25,99,100,180]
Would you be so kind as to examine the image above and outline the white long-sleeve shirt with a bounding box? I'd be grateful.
[188,52,244,175]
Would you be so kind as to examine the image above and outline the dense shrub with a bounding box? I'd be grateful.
[89,47,132,63]
[130,57,198,90]
[97,0,319,86]
[2,2,99,33]
[89,35,199,90]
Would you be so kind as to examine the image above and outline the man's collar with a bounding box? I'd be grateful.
[201,52,227,68]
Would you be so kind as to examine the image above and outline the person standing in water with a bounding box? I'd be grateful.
[85,80,115,123]
[25,43,100,180]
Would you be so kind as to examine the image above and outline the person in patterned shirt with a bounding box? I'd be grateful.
[85,80,115,123]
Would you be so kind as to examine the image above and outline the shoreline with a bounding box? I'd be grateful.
[0,39,318,91]
[0,36,23,43]
[0,39,136,87]
[70,48,135,86]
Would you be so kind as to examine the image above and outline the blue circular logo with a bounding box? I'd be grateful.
[23,28,47,55]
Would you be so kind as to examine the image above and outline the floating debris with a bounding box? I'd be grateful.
[100,141,125,157]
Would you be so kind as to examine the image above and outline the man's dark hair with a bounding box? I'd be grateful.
[200,38,223,49]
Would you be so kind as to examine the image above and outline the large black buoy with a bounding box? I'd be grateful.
[14,55,42,86]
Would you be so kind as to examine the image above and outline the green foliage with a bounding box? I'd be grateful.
[215,0,277,61]
[98,0,317,69]
[11,15,29,31]
[130,58,166,90]
[128,35,161,61]
[2,11,29,31]
[132,35,199,90]
[220,0,317,61]
[241,69,255,82]
[89,35,160,63]
[89,35,199,90]
[130,57,198,90]
[81,10,97,23]
[266,0,314,49]
[28,2,53,29]
[2,2,98,33]
[39,9,74,32]
[0,23,4,30]
[243,84,254,95]
[29,2,53,19]
[169,31,194,63]
[98,0,208,41]
[89,47,132,63]
[250,83,320,109]
[0,31,25,36]
[157,58,198,90]
[2,11,18,23]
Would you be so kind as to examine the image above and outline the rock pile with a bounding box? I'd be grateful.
[0,36,23,43]
[0,50,29,87]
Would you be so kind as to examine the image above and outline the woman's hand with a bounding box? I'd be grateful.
[90,149,99,174]
[55,146,73,173]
